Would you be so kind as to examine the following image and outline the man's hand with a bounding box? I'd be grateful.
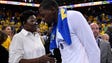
[39,53,55,63]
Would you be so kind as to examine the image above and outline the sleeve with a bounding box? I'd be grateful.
[2,36,11,50]
[107,42,112,63]
[68,11,100,63]
[9,35,24,63]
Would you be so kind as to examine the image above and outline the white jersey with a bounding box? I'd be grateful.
[56,10,100,63]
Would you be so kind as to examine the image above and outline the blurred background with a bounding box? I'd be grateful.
[0,0,112,35]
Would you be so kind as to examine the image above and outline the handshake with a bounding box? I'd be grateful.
[19,53,56,63]
[39,53,56,63]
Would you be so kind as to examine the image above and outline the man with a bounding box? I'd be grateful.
[9,10,55,63]
[39,0,100,63]
[90,23,112,63]
[101,33,110,42]
[106,25,112,48]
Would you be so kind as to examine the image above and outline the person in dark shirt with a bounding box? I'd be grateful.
[106,25,112,48]
[0,31,8,63]
[90,23,112,63]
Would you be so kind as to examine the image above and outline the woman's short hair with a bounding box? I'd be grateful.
[20,10,37,25]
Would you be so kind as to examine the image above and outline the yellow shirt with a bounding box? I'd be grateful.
[2,36,11,50]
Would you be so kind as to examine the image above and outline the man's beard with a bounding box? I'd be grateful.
[47,22,53,27]
[46,20,55,27]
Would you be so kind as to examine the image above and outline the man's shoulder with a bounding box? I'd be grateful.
[67,10,82,15]
[100,39,110,46]
[67,10,83,18]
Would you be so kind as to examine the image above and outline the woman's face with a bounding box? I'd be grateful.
[24,15,38,32]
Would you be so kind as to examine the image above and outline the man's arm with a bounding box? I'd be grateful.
[106,42,112,63]
[68,10,100,63]
[19,54,55,63]
[9,35,55,63]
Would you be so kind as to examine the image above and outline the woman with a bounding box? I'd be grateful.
[9,10,55,63]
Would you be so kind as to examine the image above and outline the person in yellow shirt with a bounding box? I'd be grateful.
[2,25,12,50]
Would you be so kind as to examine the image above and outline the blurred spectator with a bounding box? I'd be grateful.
[106,25,112,48]
[2,25,13,38]
[1,25,12,50]
[0,31,8,63]
[90,23,112,63]
[101,33,109,42]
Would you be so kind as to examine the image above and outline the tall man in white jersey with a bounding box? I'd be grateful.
[39,0,100,63]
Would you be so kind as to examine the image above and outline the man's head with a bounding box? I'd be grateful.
[39,0,59,27]
[90,23,100,38]
[20,10,38,32]
[101,33,109,42]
